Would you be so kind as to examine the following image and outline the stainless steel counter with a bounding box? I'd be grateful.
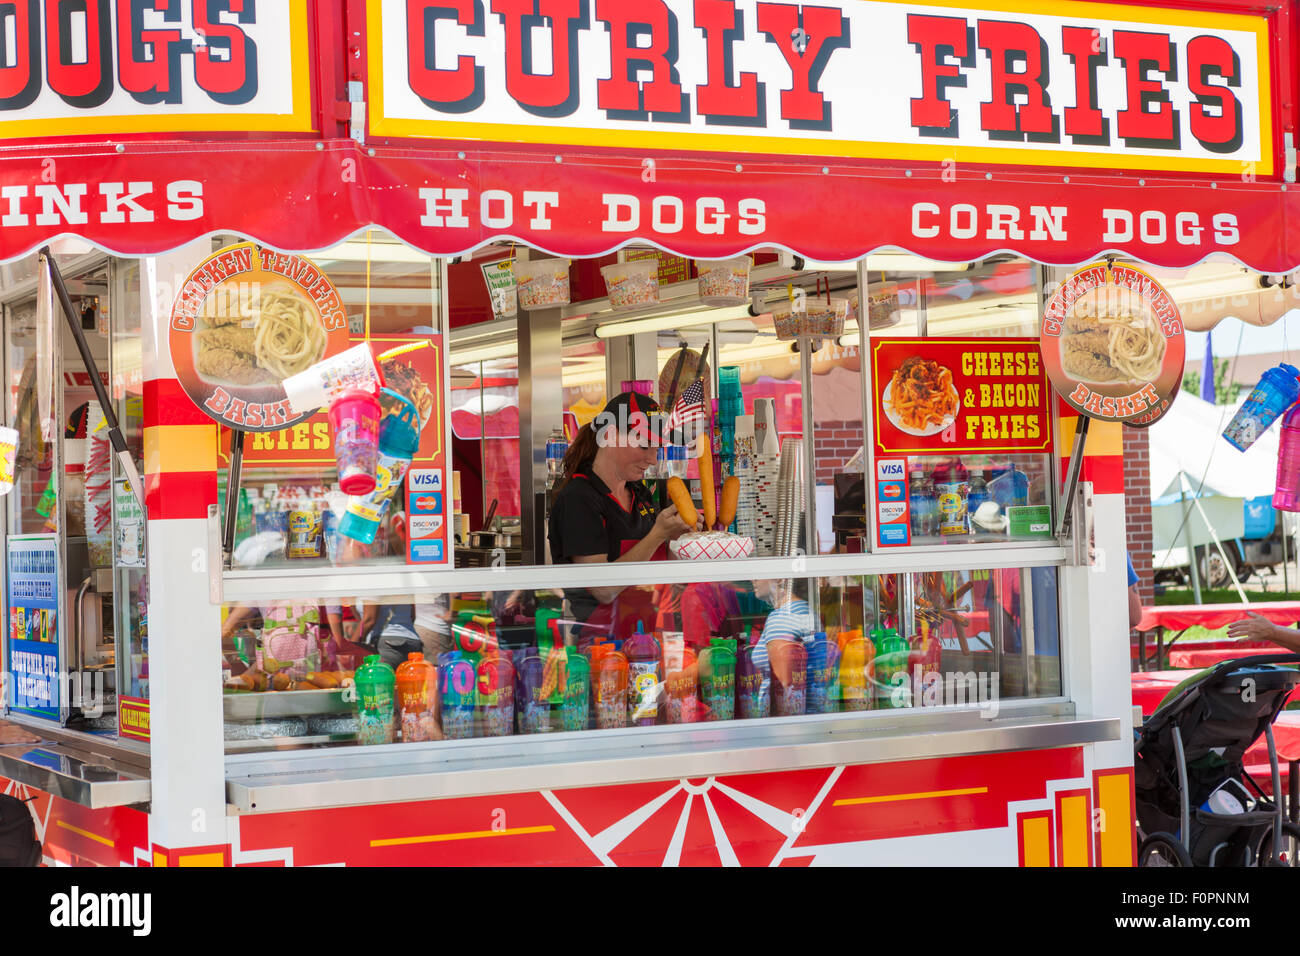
[0,725,151,809]
[224,700,1120,813]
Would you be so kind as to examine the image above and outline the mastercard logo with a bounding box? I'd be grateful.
[413,494,442,511]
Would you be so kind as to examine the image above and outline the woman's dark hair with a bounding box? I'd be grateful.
[557,422,600,491]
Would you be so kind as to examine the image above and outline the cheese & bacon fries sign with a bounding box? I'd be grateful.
[169,242,351,431]
[1040,261,1185,427]
[871,338,1053,456]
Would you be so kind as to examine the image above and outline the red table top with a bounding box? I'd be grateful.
[1245,712,1300,764]
[1136,602,1300,634]
[1167,647,1290,669]
[1132,670,1187,718]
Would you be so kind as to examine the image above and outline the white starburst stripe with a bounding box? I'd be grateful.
[702,793,741,867]
[663,793,695,867]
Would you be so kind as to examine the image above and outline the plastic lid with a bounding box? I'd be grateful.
[363,655,380,665]
[408,652,423,661]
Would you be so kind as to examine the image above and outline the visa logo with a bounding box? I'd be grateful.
[877,458,906,481]
[408,469,442,490]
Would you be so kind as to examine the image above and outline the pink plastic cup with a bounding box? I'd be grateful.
[328,387,381,495]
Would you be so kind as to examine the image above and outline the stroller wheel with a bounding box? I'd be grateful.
[1257,822,1300,867]
[1139,832,1193,867]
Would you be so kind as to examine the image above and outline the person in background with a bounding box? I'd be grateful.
[414,593,453,660]
[354,508,421,668]
[1127,553,1143,630]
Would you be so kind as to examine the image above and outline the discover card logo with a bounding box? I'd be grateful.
[50,887,150,937]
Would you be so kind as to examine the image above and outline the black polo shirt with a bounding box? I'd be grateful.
[548,468,657,622]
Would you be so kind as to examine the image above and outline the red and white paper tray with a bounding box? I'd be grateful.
[669,531,755,561]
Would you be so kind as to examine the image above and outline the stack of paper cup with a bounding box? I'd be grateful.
[752,398,780,555]
[773,438,806,557]
[733,415,757,541]
[753,399,779,456]
[755,448,781,556]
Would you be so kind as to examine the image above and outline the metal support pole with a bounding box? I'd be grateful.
[40,247,146,513]
[1181,484,1204,605]
[800,336,821,630]
[222,429,245,566]
[518,307,563,565]
[1056,415,1090,538]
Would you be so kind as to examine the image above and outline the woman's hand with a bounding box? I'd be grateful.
[654,504,699,542]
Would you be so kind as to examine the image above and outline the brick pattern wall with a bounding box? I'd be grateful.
[1123,426,1155,609]
[814,421,865,482]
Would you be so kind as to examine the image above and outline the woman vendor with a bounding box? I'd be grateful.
[547,391,700,644]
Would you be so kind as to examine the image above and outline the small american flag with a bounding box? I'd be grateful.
[669,379,707,435]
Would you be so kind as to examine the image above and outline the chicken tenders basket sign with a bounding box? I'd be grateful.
[169,243,352,431]
[1040,262,1185,427]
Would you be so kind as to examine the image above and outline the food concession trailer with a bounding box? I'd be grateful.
[0,0,1296,867]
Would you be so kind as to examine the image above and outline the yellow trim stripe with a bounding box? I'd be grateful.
[833,786,988,806]
[1059,794,1090,867]
[56,820,115,848]
[153,851,167,867]
[370,825,556,847]
[178,852,225,867]
[367,0,1272,176]
[1097,773,1136,867]
[1059,415,1123,457]
[144,424,218,476]
[1021,816,1052,867]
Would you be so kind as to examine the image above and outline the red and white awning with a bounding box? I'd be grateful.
[2,139,1298,273]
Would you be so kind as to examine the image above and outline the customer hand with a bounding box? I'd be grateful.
[1227,612,1284,644]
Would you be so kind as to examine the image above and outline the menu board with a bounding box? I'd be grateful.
[1040,261,1185,427]
[6,535,60,720]
[871,337,1054,456]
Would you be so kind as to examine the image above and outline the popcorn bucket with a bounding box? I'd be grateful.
[697,257,752,307]
[513,258,571,309]
[601,259,660,310]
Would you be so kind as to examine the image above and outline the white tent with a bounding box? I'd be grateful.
[1148,392,1283,561]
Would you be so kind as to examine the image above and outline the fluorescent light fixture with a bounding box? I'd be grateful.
[337,287,439,305]
[594,305,753,339]
[450,341,518,365]
[313,241,433,264]
[866,253,971,272]
[838,332,861,348]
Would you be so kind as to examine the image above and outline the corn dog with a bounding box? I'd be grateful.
[719,476,739,528]
[697,434,717,528]
[666,476,697,527]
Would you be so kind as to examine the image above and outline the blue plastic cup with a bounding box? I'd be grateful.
[1224,363,1300,451]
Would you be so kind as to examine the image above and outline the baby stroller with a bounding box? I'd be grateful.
[1135,653,1300,866]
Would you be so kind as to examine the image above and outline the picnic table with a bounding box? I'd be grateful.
[1133,601,1300,671]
